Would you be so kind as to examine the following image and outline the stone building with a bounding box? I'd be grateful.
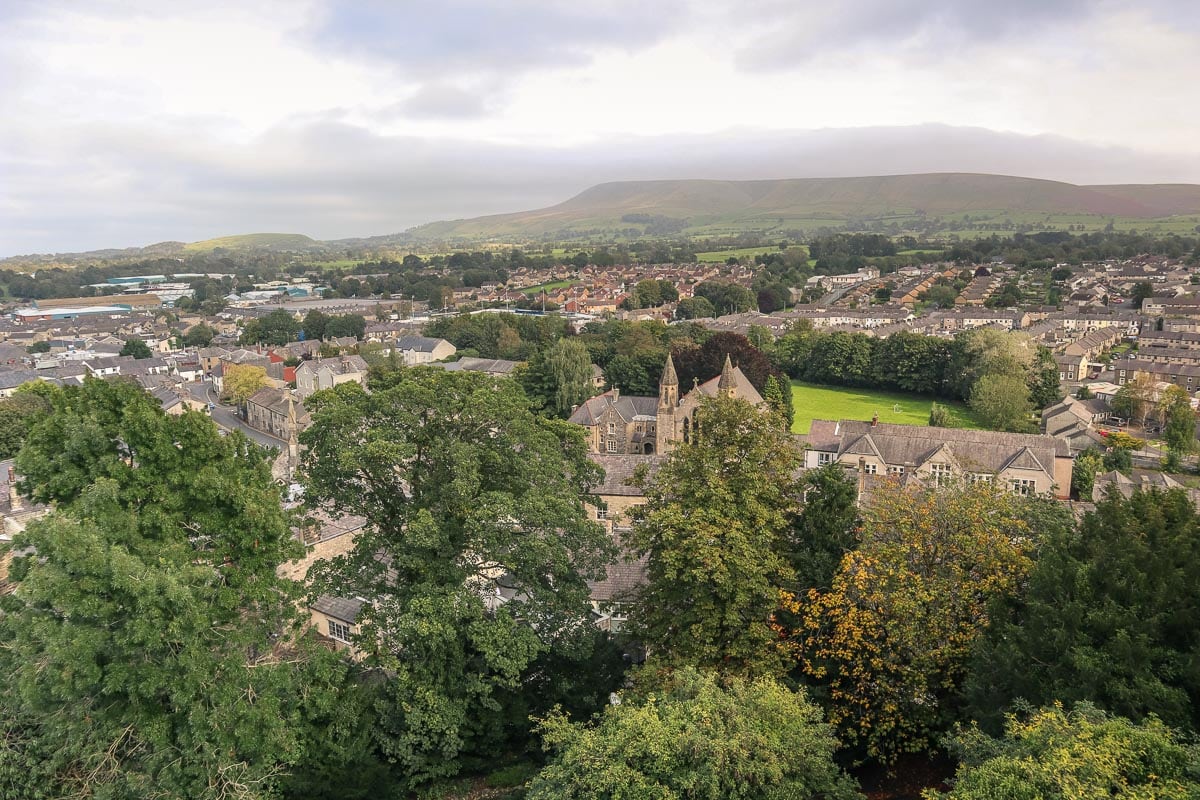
[569,354,764,456]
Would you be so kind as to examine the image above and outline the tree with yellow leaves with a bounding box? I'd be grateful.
[795,480,1060,762]
[222,363,268,407]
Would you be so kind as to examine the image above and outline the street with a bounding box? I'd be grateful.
[196,382,285,450]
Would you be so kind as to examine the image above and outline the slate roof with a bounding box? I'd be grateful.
[392,335,450,353]
[568,391,659,426]
[808,419,1070,474]
[587,555,648,604]
[438,357,521,375]
[587,454,665,496]
[311,595,364,623]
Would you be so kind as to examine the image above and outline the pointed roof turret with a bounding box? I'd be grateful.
[718,354,735,396]
[660,353,678,386]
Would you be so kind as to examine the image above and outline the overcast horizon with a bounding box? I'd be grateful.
[3,0,1200,256]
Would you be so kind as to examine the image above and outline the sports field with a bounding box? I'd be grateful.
[790,381,983,434]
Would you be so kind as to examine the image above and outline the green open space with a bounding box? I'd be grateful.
[695,246,789,263]
[521,279,578,295]
[790,381,983,434]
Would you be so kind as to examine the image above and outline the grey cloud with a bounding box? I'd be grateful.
[733,0,1188,70]
[4,121,1200,256]
[300,0,684,76]
[386,83,494,120]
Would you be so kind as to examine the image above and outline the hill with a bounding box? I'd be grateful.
[181,233,321,253]
[407,173,1200,241]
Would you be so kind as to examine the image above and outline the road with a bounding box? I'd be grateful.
[196,382,285,450]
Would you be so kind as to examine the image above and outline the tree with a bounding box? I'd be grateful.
[0,379,337,799]
[1111,373,1156,426]
[922,284,958,309]
[947,328,1035,401]
[933,705,1200,799]
[119,338,153,359]
[527,668,858,800]
[181,322,215,348]
[0,382,54,459]
[929,402,952,427]
[625,395,802,677]
[797,482,1049,761]
[324,314,367,341]
[694,280,755,314]
[1075,385,1094,400]
[964,489,1200,735]
[785,464,859,593]
[1070,447,1104,498]
[222,363,268,406]
[26,340,50,354]
[672,332,782,397]
[1027,346,1062,409]
[302,309,330,341]
[1160,384,1196,455]
[675,296,715,320]
[1132,281,1155,309]
[521,339,597,418]
[240,309,298,346]
[969,373,1033,432]
[298,369,614,786]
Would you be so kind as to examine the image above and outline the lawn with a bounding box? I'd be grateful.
[521,279,578,295]
[790,381,983,434]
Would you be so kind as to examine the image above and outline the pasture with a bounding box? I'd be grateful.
[790,381,983,434]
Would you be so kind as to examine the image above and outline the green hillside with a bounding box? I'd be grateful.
[182,233,319,253]
[407,173,1200,242]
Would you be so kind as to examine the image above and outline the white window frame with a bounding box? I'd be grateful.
[327,619,352,643]
[1010,478,1036,496]
[816,451,834,466]
[931,463,952,487]
[606,439,619,453]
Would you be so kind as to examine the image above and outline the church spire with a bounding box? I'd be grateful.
[718,354,736,398]
[658,353,679,409]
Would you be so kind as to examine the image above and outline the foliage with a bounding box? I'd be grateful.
[1111,374,1156,425]
[964,489,1200,734]
[693,280,756,314]
[672,331,783,396]
[1160,384,1196,454]
[1069,448,1104,498]
[298,369,614,787]
[0,378,335,800]
[182,321,215,347]
[929,402,951,427]
[625,395,803,677]
[240,309,300,346]
[797,482,1044,761]
[1027,346,1062,409]
[26,340,51,354]
[0,383,54,459]
[520,338,597,418]
[425,313,567,361]
[527,668,859,800]
[1075,385,1094,400]
[947,328,1035,401]
[675,295,715,319]
[119,337,153,359]
[786,464,860,593]
[931,704,1200,799]
[223,363,269,406]
[969,373,1033,432]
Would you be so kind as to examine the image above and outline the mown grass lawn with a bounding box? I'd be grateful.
[790,381,983,434]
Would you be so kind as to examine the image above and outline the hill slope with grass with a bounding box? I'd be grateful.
[408,173,1200,241]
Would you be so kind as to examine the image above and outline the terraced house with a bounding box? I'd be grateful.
[804,419,1073,499]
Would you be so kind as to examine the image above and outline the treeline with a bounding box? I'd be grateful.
[767,324,1059,430]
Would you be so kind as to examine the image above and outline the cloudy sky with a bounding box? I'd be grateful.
[3,0,1200,255]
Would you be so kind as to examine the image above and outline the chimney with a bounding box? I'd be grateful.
[612,387,619,402]
[871,413,878,427]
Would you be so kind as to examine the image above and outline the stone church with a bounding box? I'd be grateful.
[569,354,764,456]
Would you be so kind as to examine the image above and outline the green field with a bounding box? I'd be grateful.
[521,279,577,295]
[790,381,982,434]
[695,246,790,263]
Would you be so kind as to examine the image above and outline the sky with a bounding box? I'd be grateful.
[2,0,1200,255]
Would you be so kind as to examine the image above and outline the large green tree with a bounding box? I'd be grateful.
[298,368,614,786]
[969,373,1034,432]
[625,394,802,677]
[119,337,153,359]
[0,378,337,799]
[1160,384,1196,456]
[520,338,597,418]
[528,668,858,800]
[933,704,1200,800]
[0,382,54,459]
[964,488,1200,734]
[785,463,860,593]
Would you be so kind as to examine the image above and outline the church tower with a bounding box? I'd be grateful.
[718,354,737,399]
[656,354,679,454]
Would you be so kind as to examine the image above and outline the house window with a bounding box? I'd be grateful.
[606,440,619,453]
[327,619,352,643]
[887,465,905,476]
[1010,478,1036,496]
[864,463,878,475]
[607,422,616,434]
[816,452,834,466]
[596,509,608,520]
[931,463,952,487]
[968,473,994,484]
